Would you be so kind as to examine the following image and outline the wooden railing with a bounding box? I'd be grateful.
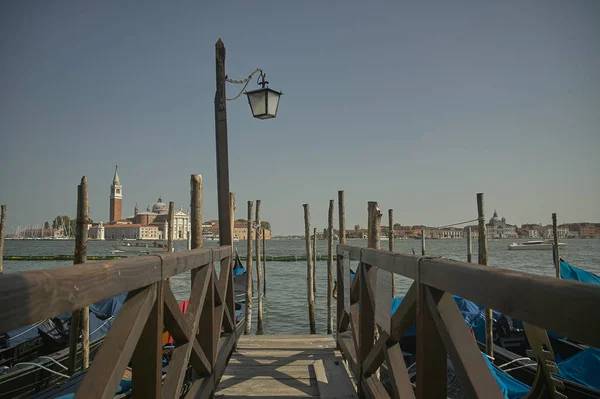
[335,244,600,398]
[0,246,241,398]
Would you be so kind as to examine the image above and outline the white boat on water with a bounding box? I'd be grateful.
[508,240,566,250]
[113,241,168,253]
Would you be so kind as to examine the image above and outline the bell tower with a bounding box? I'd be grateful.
[109,165,123,222]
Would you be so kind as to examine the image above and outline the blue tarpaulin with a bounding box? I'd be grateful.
[3,294,126,348]
[483,354,530,399]
[557,347,600,391]
[560,260,600,286]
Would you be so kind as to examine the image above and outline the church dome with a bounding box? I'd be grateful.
[152,197,168,214]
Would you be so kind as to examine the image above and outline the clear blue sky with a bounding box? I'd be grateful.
[1,0,599,235]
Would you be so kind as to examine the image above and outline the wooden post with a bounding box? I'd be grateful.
[244,201,254,335]
[327,199,334,334]
[421,229,426,255]
[477,193,493,357]
[190,175,203,288]
[262,230,267,296]
[338,191,346,244]
[313,227,317,295]
[168,201,174,252]
[215,39,233,248]
[69,176,89,373]
[368,202,382,249]
[0,204,5,274]
[552,213,561,279]
[190,175,203,251]
[303,204,316,334]
[388,209,395,295]
[255,200,263,334]
[230,192,235,253]
[467,227,472,263]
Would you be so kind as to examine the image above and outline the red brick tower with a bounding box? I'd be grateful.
[109,165,122,222]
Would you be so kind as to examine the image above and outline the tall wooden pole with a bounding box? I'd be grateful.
[215,39,232,248]
[69,177,89,373]
[552,213,561,279]
[245,201,254,335]
[421,229,426,255]
[336,191,345,339]
[367,202,381,379]
[477,193,493,357]
[255,200,263,334]
[262,229,267,296]
[338,191,346,244]
[168,201,174,252]
[388,209,395,295]
[190,175,203,250]
[466,227,472,263]
[313,227,317,295]
[0,204,5,274]
[303,204,316,334]
[368,202,381,249]
[190,175,203,280]
[230,193,235,253]
[327,200,334,334]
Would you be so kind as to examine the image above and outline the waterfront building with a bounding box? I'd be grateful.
[486,211,518,239]
[88,222,105,240]
[104,167,190,240]
[103,224,160,240]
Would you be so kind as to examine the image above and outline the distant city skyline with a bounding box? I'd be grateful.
[1,1,599,235]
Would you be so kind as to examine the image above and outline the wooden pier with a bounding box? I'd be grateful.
[1,238,600,398]
[217,335,357,398]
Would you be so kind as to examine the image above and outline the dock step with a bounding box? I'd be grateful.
[216,335,357,398]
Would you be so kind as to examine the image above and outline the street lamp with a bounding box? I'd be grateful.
[245,72,282,119]
[214,39,282,247]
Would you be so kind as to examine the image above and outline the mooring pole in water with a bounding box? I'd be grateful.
[303,204,316,334]
[168,202,174,253]
[467,226,472,263]
[327,199,334,334]
[69,176,89,373]
[0,204,6,274]
[245,201,254,335]
[230,192,235,254]
[421,229,426,255]
[255,200,263,334]
[367,201,382,378]
[388,209,395,295]
[338,191,346,245]
[313,227,317,296]
[552,213,561,279]
[190,175,203,298]
[477,193,493,357]
[262,227,267,297]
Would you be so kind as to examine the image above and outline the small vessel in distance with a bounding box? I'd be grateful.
[113,240,168,253]
[507,240,566,250]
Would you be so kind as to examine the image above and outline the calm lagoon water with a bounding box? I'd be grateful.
[4,238,599,335]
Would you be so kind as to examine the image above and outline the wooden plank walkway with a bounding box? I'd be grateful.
[216,335,358,398]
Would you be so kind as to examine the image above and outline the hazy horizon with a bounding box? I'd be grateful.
[1,1,599,235]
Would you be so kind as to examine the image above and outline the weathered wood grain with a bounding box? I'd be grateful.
[245,201,253,335]
[303,204,316,334]
[415,285,446,399]
[162,265,212,398]
[425,288,503,398]
[335,244,600,348]
[131,282,163,398]
[312,358,358,398]
[74,286,156,399]
[217,335,351,398]
[384,343,415,399]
